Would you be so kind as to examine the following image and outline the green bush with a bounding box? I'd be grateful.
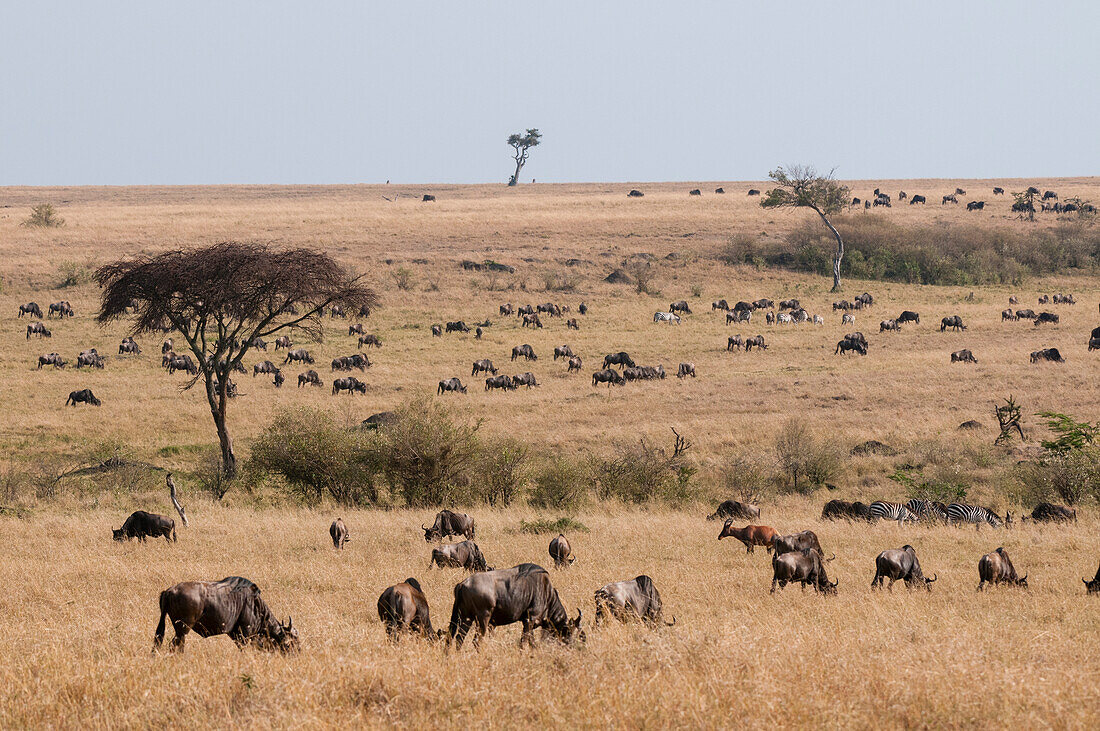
[888,467,967,504]
[23,203,64,228]
[591,430,697,505]
[476,439,529,507]
[518,516,589,534]
[775,419,839,494]
[529,456,587,511]
[56,261,92,288]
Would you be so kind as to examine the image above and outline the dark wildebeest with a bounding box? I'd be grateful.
[603,351,635,369]
[1084,562,1100,594]
[871,545,936,592]
[1016,309,1037,320]
[430,324,443,337]
[747,189,760,196]
[512,372,538,389]
[272,370,285,388]
[331,354,370,372]
[835,337,867,356]
[779,299,800,310]
[438,377,467,394]
[75,349,105,369]
[771,549,838,595]
[688,188,701,196]
[707,500,760,521]
[1039,295,1050,305]
[549,534,575,568]
[993,187,1005,195]
[627,189,644,197]
[422,194,435,202]
[448,563,584,649]
[852,197,862,206]
[328,305,346,318]
[772,531,830,559]
[1030,348,1064,363]
[283,348,314,365]
[249,337,267,351]
[1090,337,1100,352]
[66,389,101,406]
[26,322,51,339]
[161,338,174,354]
[553,345,575,361]
[977,547,1027,591]
[727,334,744,351]
[511,344,537,362]
[1008,295,1018,304]
[941,314,968,329]
[967,200,985,211]
[253,360,279,377]
[879,319,900,332]
[153,576,298,653]
[118,337,140,355]
[951,349,978,364]
[578,302,588,315]
[744,335,767,352]
[909,194,926,205]
[715,187,725,194]
[567,356,582,372]
[430,540,489,571]
[114,510,176,543]
[378,578,439,641]
[423,509,476,542]
[297,369,322,388]
[358,334,382,349]
[332,376,366,395]
[1042,190,1058,200]
[726,310,750,325]
[677,362,696,379]
[943,195,959,205]
[348,323,365,336]
[753,298,774,310]
[897,310,920,325]
[566,318,579,330]
[712,299,730,311]
[1002,309,1018,321]
[164,353,198,374]
[522,313,543,328]
[821,500,872,522]
[1021,502,1077,524]
[899,191,907,201]
[1034,311,1059,325]
[718,520,778,553]
[955,187,966,195]
[446,321,471,333]
[37,353,65,369]
[592,368,625,387]
[669,300,692,315]
[48,301,74,318]
[329,518,349,549]
[485,374,515,391]
[1026,186,1040,195]
[594,575,674,627]
[499,303,514,316]
[472,359,497,375]
[18,302,43,318]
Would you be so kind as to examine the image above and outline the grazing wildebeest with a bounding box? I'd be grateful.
[967,200,985,211]
[153,576,298,653]
[18,302,43,318]
[1030,348,1064,363]
[114,510,176,543]
[955,187,966,195]
[1015,309,1037,320]
[348,323,365,336]
[977,547,1027,591]
[603,351,634,369]
[594,575,674,627]
[566,318,579,330]
[951,349,978,364]
[821,500,872,522]
[485,374,515,391]
[522,313,543,328]
[272,370,284,388]
[1042,190,1058,200]
[329,518,349,549]
[942,194,958,205]
[753,298,774,310]
[549,534,575,568]
[677,362,696,378]
[1083,562,1100,594]
[852,197,861,206]
[448,563,584,649]
[1091,337,1100,352]
[654,311,681,324]
[511,344,537,362]
[1021,502,1077,524]
[872,545,936,592]
[727,334,744,351]
[423,510,476,542]
[164,353,198,375]
[592,368,625,387]
[747,189,760,196]
[1001,309,1018,321]
[909,194,926,205]
[669,300,692,315]
[726,310,750,325]
[37,352,66,369]
[552,346,575,362]
[160,338,174,354]
[422,194,435,202]
[772,530,827,558]
[712,299,730,311]
[446,321,471,333]
[499,303,514,316]
[283,348,313,365]
[771,549,838,595]
[437,377,467,394]
[993,187,1005,195]
[329,305,346,318]
[744,335,766,352]
[715,187,725,194]
[765,310,775,324]
[627,189,644,197]
[873,195,890,207]
[118,337,140,355]
[253,360,279,377]
[718,520,778,553]
[899,191,907,201]
[707,500,760,521]
[66,389,101,406]
[430,540,490,571]
[897,310,920,325]
[332,377,366,395]
[472,359,497,376]
[779,299,800,310]
[1008,295,1018,304]
[835,337,867,356]
[511,372,538,389]
[1034,311,1059,325]
[26,322,51,339]
[578,302,588,315]
[378,578,439,641]
[48,301,74,318]
[567,356,582,372]
[689,188,701,196]
[358,334,382,349]
[297,370,322,388]
[431,324,443,337]
[1026,186,1040,195]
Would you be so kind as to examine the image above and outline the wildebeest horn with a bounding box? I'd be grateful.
[575,609,582,623]
[665,616,677,627]
[287,615,293,630]
[826,553,836,562]
[831,578,839,588]
[927,573,937,583]
[421,524,427,530]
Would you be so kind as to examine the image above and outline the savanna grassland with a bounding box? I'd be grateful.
[1,180,1099,728]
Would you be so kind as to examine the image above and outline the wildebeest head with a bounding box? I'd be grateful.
[112,528,125,541]
[1084,562,1100,594]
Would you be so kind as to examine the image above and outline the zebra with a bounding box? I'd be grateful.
[946,503,1006,530]
[905,499,948,522]
[869,501,915,525]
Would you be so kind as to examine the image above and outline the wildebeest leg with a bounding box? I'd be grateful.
[138,534,147,543]
[770,578,779,593]
[887,578,895,593]
[976,580,985,592]
[472,613,491,650]
[871,573,881,590]
[170,620,190,652]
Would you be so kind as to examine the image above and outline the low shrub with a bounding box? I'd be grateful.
[529,456,587,511]
[518,516,589,534]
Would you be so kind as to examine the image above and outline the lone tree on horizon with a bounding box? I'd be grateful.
[96,242,378,481]
[760,165,850,292]
[506,128,542,186]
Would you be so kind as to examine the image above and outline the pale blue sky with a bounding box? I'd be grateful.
[2,1,1097,185]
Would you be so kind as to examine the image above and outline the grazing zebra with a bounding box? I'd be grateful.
[905,499,948,522]
[869,501,915,525]
[946,503,1005,530]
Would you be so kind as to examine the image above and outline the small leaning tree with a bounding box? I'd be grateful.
[760,166,850,292]
[96,242,378,480]
[506,128,542,186]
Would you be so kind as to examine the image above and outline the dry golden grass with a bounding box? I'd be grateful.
[1,180,1099,727]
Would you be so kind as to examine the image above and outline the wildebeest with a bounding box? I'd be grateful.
[332,376,366,395]
[423,509,475,542]
[485,374,515,391]
[603,351,635,369]
[283,348,314,365]
[549,534,575,568]
[18,302,43,318]
[677,362,696,378]
[272,370,285,388]
[1001,309,1018,321]
[161,338,174,354]
[66,389,101,406]
[669,300,692,314]
[909,194,926,205]
[897,310,920,325]
[993,187,1005,195]
[329,518,349,549]
[48,301,74,318]
[718,520,778,553]
[744,335,767,352]
[1026,186,1040,195]
[332,354,371,372]
[578,302,588,315]
[592,368,625,387]
[899,191,907,201]
[772,530,828,558]
[297,369,322,388]
[118,337,140,355]
[438,377,467,394]
[942,194,958,205]
[752,298,774,310]
[422,194,435,202]
[747,189,760,196]
[348,323,365,336]
[1015,309,1037,320]
[852,197,862,206]
[779,299,800,310]
[1030,348,1064,363]
[472,359,497,376]
[879,319,899,332]
[1021,502,1077,524]
[627,189,644,197]
[835,337,867,356]
[727,334,744,351]
[707,500,760,521]
[771,549,838,595]
[26,322,51,339]
[967,200,985,211]
[522,313,543,328]
[378,578,438,641]
[654,311,681,324]
[873,195,890,207]
[1089,338,1100,352]
[153,576,298,653]
[567,355,582,372]
[726,309,751,325]
[446,321,471,333]
[430,540,490,571]
[566,318,579,330]
[977,547,1027,591]
[871,545,936,592]
[715,187,725,194]
[511,344,537,362]
[448,563,584,649]
[431,324,443,337]
[163,353,197,375]
[688,188,701,196]
[511,372,538,389]
[37,352,66,369]
[1034,311,1059,325]
[499,303,514,316]
[358,334,382,349]
[594,575,674,627]
[553,345,574,361]
[821,500,872,522]
[712,299,730,311]
[955,187,966,195]
[253,360,279,377]
[113,510,176,543]
[951,349,978,364]
[1042,190,1058,200]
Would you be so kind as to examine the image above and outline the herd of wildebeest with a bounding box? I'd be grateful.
[111,493,1099,655]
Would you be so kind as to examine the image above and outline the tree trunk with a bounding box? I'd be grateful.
[819,211,844,292]
[206,380,237,480]
[509,159,523,186]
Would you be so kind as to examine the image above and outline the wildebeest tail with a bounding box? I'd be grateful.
[153,590,168,649]
[172,525,177,542]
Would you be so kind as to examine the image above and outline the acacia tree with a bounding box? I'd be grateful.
[760,166,850,292]
[506,128,542,186]
[96,242,378,480]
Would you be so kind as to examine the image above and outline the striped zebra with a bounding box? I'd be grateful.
[946,503,1004,530]
[869,501,915,525]
[905,499,948,522]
